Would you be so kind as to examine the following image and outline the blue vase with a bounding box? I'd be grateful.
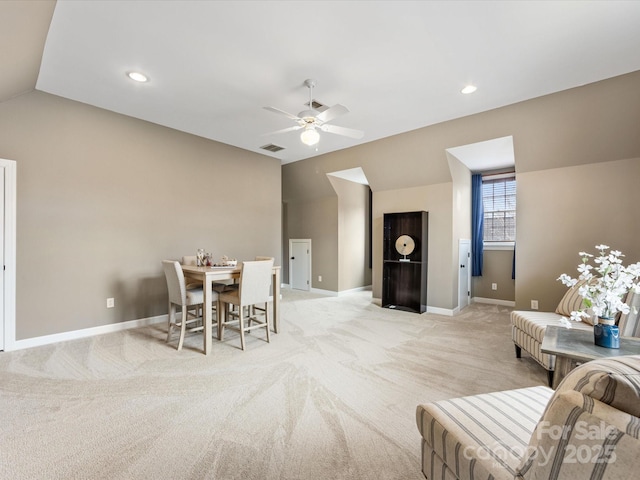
[594,320,620,349]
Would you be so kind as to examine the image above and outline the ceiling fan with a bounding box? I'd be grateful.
[263,79,364,146]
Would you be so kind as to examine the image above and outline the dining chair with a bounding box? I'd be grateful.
[251,256,275,330]
[162,260,218,351]
[219,258,274,350]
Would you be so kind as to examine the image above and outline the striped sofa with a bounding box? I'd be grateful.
[416,355,640,480]
[511,289,640,386]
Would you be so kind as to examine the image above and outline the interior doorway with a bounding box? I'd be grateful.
[289,239,311,291]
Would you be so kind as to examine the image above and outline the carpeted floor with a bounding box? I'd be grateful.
[0,289,546,479]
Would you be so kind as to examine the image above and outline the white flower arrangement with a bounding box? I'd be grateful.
[558,245,640,323]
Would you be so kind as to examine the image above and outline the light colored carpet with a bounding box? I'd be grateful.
[0,290,546,479]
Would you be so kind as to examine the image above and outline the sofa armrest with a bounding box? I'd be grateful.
[516,390,640,479]
[416,386,552,480]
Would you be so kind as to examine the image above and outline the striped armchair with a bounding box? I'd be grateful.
[511,289,640,386]
[416,355,640,480]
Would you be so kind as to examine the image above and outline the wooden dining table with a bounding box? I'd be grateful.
[181,264,281,355]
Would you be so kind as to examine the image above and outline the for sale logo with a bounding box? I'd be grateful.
[463,421,619,469]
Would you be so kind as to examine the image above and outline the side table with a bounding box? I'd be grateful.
[541,325,640,389]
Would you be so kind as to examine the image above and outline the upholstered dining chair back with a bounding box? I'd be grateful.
[163,260,188,306]
[238,259,274,306]
[162,260,206,350]
[254,256,275,293]
[182,255,197,266]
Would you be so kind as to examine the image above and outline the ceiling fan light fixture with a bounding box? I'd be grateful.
[300,127,320,146]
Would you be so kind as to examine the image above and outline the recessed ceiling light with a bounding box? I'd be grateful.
[127,71,148,83]
[461,85,477,94]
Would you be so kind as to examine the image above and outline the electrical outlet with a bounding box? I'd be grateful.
[491,283,497,290]
[318,275,322,282]
[531,300,539,310]
[107,297,115,308]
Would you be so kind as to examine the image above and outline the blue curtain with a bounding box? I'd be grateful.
[471,174,484,276]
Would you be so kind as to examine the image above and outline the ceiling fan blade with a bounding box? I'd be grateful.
[315,104,349,124]
[263,106,301,121]
[262,125,304,136]
[319,124,364,139]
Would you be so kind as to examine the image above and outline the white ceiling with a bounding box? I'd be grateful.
[36,1,640,165]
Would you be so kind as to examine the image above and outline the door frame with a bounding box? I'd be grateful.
[458,239,471,311]
[0,159,16,352]
[288,238,311,291]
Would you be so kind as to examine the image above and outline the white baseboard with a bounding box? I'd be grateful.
[309,285,373,296]
[310,287,338,296]
[426,306,456,316]
[11,315,167,351]
[473,297,516,307]
[371,297,456,316]
[338,285,372,296]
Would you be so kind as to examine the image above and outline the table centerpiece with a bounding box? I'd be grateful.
[558,244,640,348]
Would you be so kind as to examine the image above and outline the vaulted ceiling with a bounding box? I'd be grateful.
[3,1,640,164]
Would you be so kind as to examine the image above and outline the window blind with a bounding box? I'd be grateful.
[482,176,516,242]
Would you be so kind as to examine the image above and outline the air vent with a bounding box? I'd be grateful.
[306,99,328,111]
[260,143,285,153]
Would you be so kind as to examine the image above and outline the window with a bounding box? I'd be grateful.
[482,174,516,242]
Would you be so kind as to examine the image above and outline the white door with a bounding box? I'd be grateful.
[0,167,4,349]
[0,159,16,352]
[458,239,471,310]
[289,239,311,291]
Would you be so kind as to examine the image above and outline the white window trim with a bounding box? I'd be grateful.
[484,241,515,251]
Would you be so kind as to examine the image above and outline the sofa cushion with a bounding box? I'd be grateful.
[555,280,595,324]
[416,386,553,480]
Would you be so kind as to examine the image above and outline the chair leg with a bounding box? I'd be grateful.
[220,303,227,341]
[265,306,271,344]
[514,344,521,358]
[177,306,187,351]
[239,308,246,351]
[215,300,221,339]
[167,303,176,343]
[547,370,554,388]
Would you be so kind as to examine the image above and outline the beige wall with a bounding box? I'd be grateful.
[448,154,472,308]
[283,196,338,290]
[516,157,640,311]
[473,250,515,302]
[0,91,281,340]
[373,184,453,308]
[327,176,371,291]
[282,70,640,312]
